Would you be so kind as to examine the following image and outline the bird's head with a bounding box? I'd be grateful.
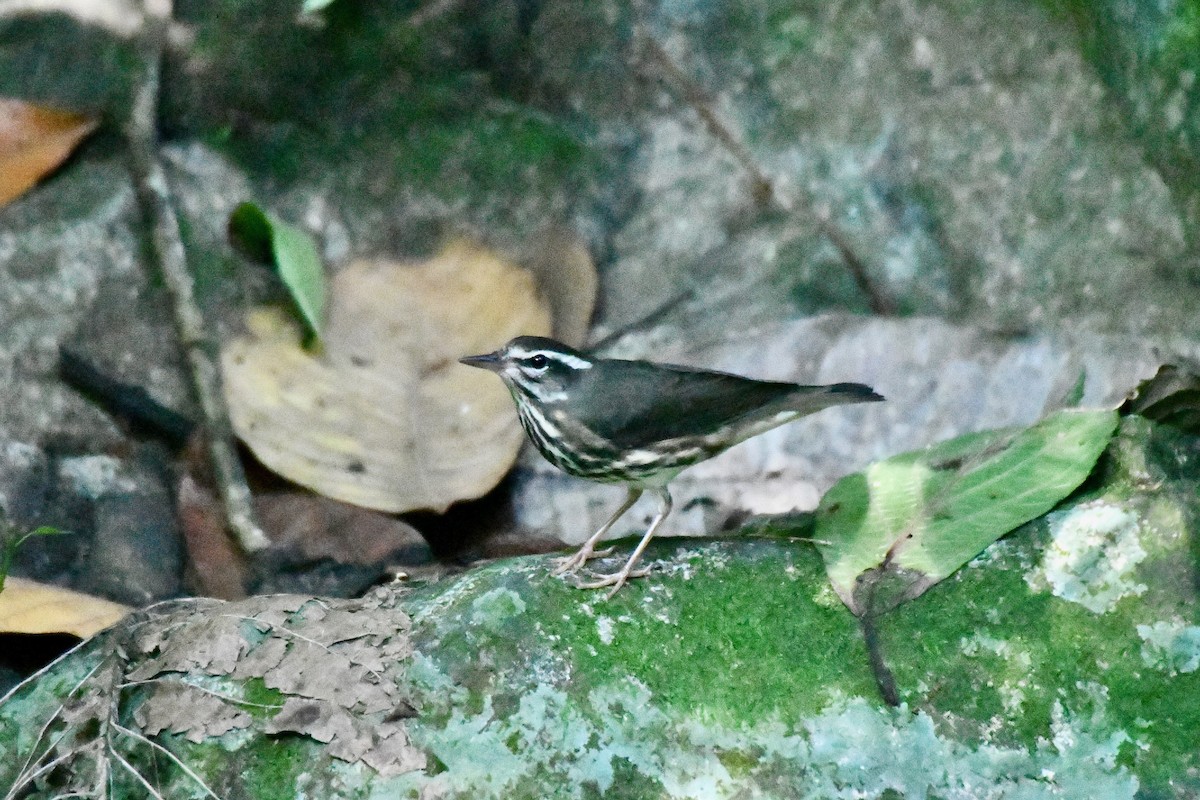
[459,336,593,403]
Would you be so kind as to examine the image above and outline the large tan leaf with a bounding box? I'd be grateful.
[0,577,131,638]
[222,241,551,513]
[0,98,98,206]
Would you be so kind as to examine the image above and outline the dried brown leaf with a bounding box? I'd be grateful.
[222,240,552,513]
[0,99,98,206]
[264,697,425,776]
[178,473,249,600]
[134,680,254,743]
[127,613,249,680]
[121,591,422,775]
[0,577,130,637]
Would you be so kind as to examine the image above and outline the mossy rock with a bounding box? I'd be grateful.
[1,416,1197,798]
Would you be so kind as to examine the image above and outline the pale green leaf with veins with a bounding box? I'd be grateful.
[817,409,1119,616]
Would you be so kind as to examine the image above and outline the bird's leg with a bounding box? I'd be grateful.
[552,487,643,576]
[579,488,672,599]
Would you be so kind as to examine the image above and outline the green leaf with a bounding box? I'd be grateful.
[816,408,1118,616]
[0,526,66,594]
[228,202,327,346]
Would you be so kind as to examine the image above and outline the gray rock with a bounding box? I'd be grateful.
[0,156,140,449]
[75,450,183,605]
[564,0,1199,340]
[0,438,50,526]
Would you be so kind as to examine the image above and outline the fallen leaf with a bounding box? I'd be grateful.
[178,472,250,600]
[123,591,423,776]
[264,696,425,776]
[221,240,551,513]
[255,491,428,565]
[134,679,255,743]
[0,577,131,638]
[0,99,98,206]
[816,409,1118,616]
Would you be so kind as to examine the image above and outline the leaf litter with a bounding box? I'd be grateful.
[3,587,424,796]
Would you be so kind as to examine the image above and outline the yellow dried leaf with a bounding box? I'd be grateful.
[0,577,131,638]
[0,99,98,206]
[222,240,552,513]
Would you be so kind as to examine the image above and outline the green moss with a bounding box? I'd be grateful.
[426,538,875,726]
[394,110,588,197]
[883,501,1198,795]
[5,415,1197,796]
[151,730,319,800]
[236,734,316,800]
[239,677,287,719]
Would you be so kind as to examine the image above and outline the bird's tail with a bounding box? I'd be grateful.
[825,382,885,404]
[783,382,885,416]
[728,381,884,446]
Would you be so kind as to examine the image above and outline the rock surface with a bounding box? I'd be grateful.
[1,415,1196,798]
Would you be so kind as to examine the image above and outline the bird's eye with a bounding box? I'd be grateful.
[529,354,548,369]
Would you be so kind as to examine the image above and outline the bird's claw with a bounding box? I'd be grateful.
[551,546,615,576]
[576,565,652,599]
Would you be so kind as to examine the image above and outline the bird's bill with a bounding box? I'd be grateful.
[458,350,503,371]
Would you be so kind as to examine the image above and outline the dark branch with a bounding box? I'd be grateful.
[859,612,900,707]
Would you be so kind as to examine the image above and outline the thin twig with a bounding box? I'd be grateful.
[642,37,774,206]
[120,677,284,711]
[216,613,385,684]
[640,35,897,316]
[6,658,105,798]
[587,289,695,352]
[124,0,267,551]
[110,744,169,800]
[816,219,898,316]
[2,748,84,800]
[114,723,225,800]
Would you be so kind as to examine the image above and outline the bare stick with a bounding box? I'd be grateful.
[115,723,225,800]
[859,547,902,706]
[120,678,284,711]
[642,38,774,206]
[640,36,897,316]
[110,744,169,800]
[587,289,695,352]
[124,0,267,551]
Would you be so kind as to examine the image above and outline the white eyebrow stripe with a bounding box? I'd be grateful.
[507,347,592,370]
[551,352,592,369]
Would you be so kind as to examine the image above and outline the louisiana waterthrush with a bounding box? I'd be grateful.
[460,336,884,597]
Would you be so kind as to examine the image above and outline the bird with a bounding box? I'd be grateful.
[459,335,884,597]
